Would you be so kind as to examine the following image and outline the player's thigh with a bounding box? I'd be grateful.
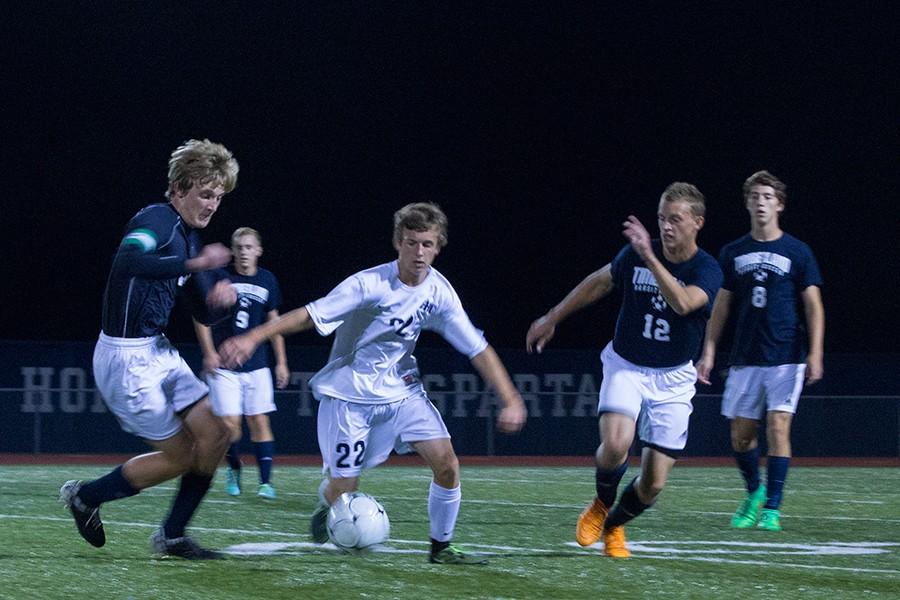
[206,369,244,417]
[181,397,228,451]
[763,364,805,414]
[317,398,384,478]
[639,365,696,452]
[94,342,183,441]
[240,367,277,416]
[597,344,644,421]
[721,366,766,419]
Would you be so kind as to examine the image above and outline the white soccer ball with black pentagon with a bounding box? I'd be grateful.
[326,491,390,552]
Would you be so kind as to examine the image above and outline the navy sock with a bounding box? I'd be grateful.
[254,440,275,484]
[734,448,761,494]
[77,465,140,507]
[605,478,652,529]
[765,456,790,509]
[225,442,242,471]
[595,461,628,508]
[162,472,213,539]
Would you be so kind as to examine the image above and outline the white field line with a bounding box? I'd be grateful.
[5,512,899,575]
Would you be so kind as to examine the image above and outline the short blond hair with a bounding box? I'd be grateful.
[660,182,706,217]
[393,202,449,248]
[166,139,239,199]
[231,227,262,246]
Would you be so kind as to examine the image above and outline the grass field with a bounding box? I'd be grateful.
[1,464,898,599]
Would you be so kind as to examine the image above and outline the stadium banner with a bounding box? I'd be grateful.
[1,341,897,456]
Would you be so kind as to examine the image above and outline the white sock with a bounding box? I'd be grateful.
[428,481,461,542]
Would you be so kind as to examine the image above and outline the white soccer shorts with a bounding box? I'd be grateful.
[317,391,450,478]
[597,342,696,451]
[721,364,806,419]
[93,333,209,441]
[206,367,276,417]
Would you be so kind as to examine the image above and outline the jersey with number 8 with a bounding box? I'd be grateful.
[718,233,823,366]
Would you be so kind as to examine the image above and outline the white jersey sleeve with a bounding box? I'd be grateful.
[306,274,367,337]
[426,284,488,359]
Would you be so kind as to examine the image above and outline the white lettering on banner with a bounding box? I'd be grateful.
[20,365,603,418]
[290,370,604,418]
[20,367,107,414]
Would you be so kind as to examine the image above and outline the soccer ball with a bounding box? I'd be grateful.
[326,491,390,552]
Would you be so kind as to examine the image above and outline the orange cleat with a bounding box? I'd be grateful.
[575,498,609,547]
[602,525,630,558]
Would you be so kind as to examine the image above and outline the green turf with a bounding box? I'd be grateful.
[1,464,898,599]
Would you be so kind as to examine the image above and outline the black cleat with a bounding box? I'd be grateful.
[150,529,224,560]
[59,480,106,548]
[310,504,329,543]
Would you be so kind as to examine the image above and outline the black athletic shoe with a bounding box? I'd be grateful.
[150,529,224,560]
[59,480,106,548]
[310,504,329,543]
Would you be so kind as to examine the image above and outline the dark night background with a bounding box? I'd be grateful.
[2,3,897,354]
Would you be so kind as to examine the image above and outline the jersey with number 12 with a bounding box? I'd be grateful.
[610,240,722,368]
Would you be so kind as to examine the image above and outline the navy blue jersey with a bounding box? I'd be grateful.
[610,241,723,368]
[101,203,218,337]
[719,233,823,366]
[209,267,282,372]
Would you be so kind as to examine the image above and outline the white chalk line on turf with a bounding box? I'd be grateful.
[6,512,899,575]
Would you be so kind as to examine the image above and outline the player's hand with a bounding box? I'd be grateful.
[496,393,527,433]
[805,354,823,385]
[695,355,714,385]
[622,215,653,260]
[219,334,258,369]
[202,353,222,376]
[274,363,290,389]
[526,316,556,354]
[196,243,233,271]
[206,279,237,309]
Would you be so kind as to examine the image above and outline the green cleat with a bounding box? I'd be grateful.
[257,483,276,500]
[429,545,488,565]
[757,508,783,531]
[224,468,241,497]
[731,484,766,528]
[310,504,329,543]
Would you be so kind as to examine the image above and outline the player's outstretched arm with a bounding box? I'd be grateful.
[470,345,527,433]
[526,265,613,353]
[220,306,314,369]
[802,285,825,385]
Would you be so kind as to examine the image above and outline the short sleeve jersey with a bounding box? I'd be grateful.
[718,232,823,365]
[102,203,206,338]
[305,260,488,403]
[610,241,723,368]
[210,266,282,372]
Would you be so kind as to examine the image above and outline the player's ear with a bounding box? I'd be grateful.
[695,215,705,230]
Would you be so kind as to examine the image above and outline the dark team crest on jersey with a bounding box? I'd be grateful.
[390,299,437,339]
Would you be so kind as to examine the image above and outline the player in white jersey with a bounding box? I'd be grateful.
[697,171,824,532]
[527,182,722,558]
[220,202,527,564]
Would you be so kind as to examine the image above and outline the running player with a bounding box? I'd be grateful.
[697,170,824,531]
[527,182,722,558]
[60,139,239,559]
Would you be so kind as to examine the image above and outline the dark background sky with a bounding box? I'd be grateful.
[2,3,897,354]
